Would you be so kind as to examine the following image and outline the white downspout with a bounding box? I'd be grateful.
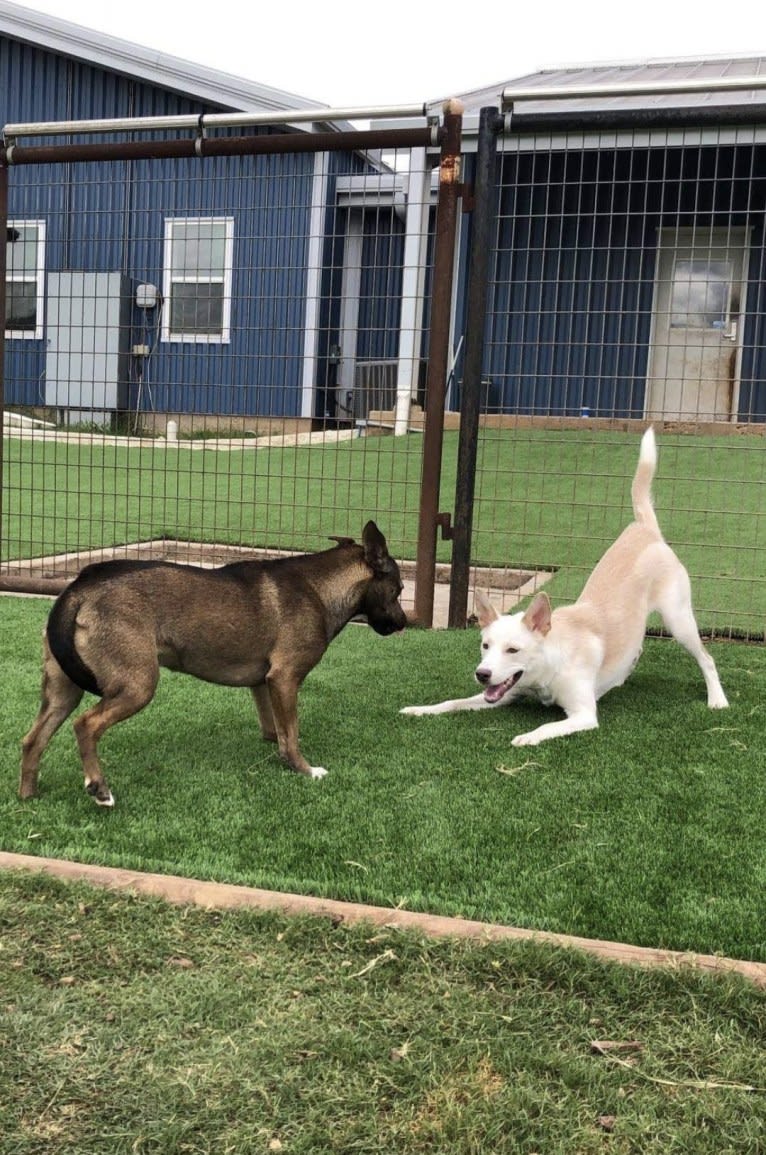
[394,148,429,435]
[301,150,329,419]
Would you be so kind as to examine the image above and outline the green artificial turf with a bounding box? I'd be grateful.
[4,426,764,636]
[2,594,764,962]
[2,871,765,1154]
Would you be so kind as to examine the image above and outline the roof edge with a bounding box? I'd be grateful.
[0,0,331,116]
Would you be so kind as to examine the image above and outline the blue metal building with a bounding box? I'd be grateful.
[5,0,766,428]
[0,0,398,426]
[445,59,766,423]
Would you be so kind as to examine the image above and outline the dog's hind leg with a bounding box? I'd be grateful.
[251,684,278,743]
[656,574,728,709]
[20,636,84,799]
[72,670,160,806]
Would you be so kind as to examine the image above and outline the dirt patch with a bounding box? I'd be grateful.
[7,538,541,592]
[2,541,552,627]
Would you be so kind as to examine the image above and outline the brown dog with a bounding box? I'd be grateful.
[21,521,406,805]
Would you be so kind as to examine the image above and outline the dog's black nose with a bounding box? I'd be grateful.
[475,667,490,685]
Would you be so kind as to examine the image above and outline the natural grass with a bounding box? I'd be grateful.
[3,594,764,963]
[2,870,766,1154]
[3,426,765,635]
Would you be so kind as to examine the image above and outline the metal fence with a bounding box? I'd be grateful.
[0,107,462,629]
[2,90,765,640]
[452,100,766,641]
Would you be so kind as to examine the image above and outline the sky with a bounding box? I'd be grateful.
[17,0,764,109]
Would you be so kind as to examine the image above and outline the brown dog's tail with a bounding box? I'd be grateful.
[47,585,102,696]
[631,426,661,535]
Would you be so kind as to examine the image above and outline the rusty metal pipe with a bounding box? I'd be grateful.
[2,127,439,167]
[448,108,502,628]
[0,161,7,572]
[413,100,463,628]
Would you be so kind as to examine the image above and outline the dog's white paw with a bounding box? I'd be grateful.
[709,694,729,709]
[309,766,328,780]
[400,705,432,716]
[511,732,540,747]
[85,777,115,806]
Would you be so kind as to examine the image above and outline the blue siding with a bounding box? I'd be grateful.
[355,209,405,361]
[2,35,349,419]
[485,143,766,420]
[123,151,314,417]
[739,223,766,421]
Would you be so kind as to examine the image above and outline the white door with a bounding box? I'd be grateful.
[646,228,748,422]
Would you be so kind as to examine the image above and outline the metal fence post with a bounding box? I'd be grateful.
[447,107,502,628]
[413,99,463,627]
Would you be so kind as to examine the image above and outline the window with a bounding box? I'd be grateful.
[670,258,732,330]
[5,220,45,339]
[162,217,234,343]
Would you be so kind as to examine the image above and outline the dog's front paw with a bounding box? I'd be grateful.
[511,732,540,747]
[400,705,432,716]
[309,766,328,780]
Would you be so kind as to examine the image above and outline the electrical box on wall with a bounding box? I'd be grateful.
[136,282,158,308]
[45,271,132,425]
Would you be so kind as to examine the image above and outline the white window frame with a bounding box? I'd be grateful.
[161,216,234,344]
[5,219,46,340]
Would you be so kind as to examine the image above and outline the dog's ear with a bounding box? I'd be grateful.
[362,520,390,572]
[521,592,552,636]
[328,535,356,547]
[474,590,499,628]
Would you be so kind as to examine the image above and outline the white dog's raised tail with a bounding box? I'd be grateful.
[631,425,660,533]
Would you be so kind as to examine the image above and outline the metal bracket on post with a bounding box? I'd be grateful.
[194,114,207,158]
[435,512,454,540]
[447,107,503,629]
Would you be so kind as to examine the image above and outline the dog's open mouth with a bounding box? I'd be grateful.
[483,669,523,704]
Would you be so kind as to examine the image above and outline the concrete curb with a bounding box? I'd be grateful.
[2,851,765,988]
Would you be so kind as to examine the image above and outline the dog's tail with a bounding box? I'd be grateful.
[47,584,102,696]
[631,426,660,533]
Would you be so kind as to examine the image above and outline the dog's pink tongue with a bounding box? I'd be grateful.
[483,683,507,704]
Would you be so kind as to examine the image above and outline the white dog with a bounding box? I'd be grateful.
[402,427,728,746]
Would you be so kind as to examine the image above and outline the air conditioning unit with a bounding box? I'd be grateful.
[352,359,398,419]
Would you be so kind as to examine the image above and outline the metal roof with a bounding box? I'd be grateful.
[433,55,766,119]
[0,0,333,120]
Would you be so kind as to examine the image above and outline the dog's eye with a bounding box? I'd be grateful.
[506,646,519,655]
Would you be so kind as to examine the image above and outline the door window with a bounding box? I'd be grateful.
[670,258,732,330]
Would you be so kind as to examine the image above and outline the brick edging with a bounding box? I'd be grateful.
[2,851,764,988]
